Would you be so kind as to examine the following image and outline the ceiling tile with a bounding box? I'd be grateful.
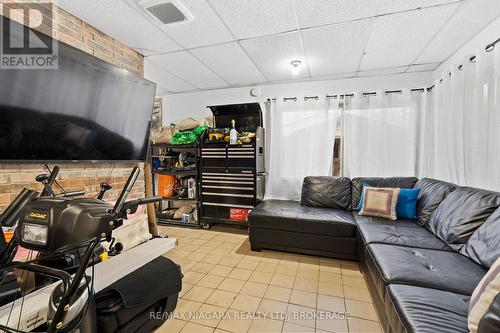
[302,20,372,76]
[377,0,461,15]
[147,51,227,89]
[144,58,196,93]
[420,0,461,6]
[240,32,308,82]
[208,0,297,39]
[357,66,408,77]
[156,88,170,95]
[293,0,460,29]
[191,42,267,85]
[406,63,439,72]
[360,3,458,70]
[293,0,378,29]
[58,0,180,54]
[417,0,500,63]
[161,0,234,48]
[315,71,357,81]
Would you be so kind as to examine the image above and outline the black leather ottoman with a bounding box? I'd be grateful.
[248,177,358,260]
[248,200,358,259]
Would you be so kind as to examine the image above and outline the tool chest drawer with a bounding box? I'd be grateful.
[201,171,256,204]
[202,172,254,184]
[201,193,255,206]
[201,146,227,168]
[201,145,256,169]
[227,146,255,168]
[202,204,253,222]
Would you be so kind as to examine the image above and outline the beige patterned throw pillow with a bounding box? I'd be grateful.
[359,187,400,220]
[468,257,500,333]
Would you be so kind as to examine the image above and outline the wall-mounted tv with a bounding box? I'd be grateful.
[0,17,156,162]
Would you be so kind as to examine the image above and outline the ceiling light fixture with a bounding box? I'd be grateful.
[290,60,302,75]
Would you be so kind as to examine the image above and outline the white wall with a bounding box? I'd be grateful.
[160,72,433,125]
[434,16,500,80]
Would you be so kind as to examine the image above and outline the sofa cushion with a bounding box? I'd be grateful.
[461,207,500,269]
[301,176,352,210]
[414,178,457,227]
[248,200,299,232]
[365,244,486,300]
[385,284,469,333]
[428,186,500,251]
[296,205,357,237]
[351,177,418,209]
[357,222,453,251]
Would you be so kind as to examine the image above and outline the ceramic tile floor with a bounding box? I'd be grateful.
[156,226,382,333]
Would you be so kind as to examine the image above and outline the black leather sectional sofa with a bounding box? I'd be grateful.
[248,176,500,333]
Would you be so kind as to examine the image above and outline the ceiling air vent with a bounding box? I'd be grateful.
[140,0,192,25]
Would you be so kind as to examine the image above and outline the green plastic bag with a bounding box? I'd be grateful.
[193,125,209,137]
[172,131,197,144]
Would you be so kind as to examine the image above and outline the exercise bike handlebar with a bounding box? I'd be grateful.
[0,189,38,228]
[112,166,140,216]
[41,166,59,197]
[54,190,86,198]
[120,196,162,215]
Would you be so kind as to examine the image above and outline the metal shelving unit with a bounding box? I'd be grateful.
[150,142,200,228]
[153,170,197,176]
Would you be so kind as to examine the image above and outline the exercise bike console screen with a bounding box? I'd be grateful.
[0,17,156,162]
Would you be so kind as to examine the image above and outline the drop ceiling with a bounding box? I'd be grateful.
[57,0,500,94]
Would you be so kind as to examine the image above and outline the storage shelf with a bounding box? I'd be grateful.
[152,155,178,159]
[152,143,197,149]
[151,139,201,229]
[153,169,197,176]
[157,218,199,228]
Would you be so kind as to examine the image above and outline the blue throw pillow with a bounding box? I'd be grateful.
[356,186,420,219]
[396,188,420,219]
[356,191,364,211]
[355,182,371,211]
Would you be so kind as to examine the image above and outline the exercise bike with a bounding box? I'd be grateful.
[0,167,182,332]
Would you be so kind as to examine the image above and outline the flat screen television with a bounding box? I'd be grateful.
[0,17,156,162]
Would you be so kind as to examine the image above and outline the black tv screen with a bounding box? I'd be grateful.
[0,17,156,162]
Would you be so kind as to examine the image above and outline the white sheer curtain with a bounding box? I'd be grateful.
[264,97,339,200]
[418,45,500,190]
[342,90,418,177]
[261,44,499,194]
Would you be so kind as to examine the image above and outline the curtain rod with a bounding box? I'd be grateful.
[325,86,436,99]
[267,86,435,102]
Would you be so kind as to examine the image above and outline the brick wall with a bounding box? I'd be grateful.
[0,163,146,212]
[1,1,144,76]
[0,1,148,212]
